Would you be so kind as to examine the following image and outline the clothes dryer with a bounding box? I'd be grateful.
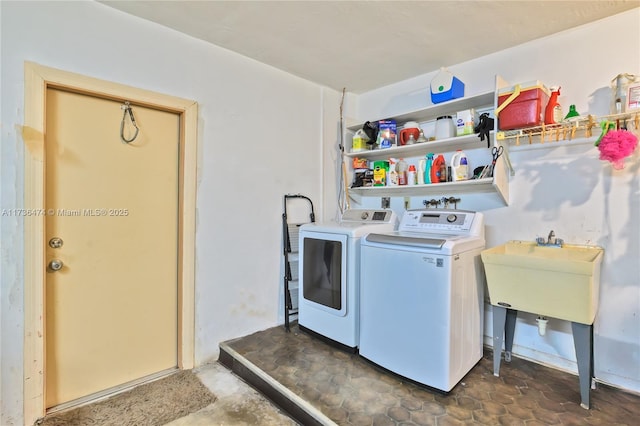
[298,209,397,351]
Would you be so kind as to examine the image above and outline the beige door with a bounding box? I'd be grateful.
[45,87,179,408]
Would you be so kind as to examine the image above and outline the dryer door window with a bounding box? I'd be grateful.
[302,236,345,313]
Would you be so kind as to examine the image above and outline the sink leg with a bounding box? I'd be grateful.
[504,309,517,362]
[492,306,506,376]
[571,322,593,409]
[492,306,518,376]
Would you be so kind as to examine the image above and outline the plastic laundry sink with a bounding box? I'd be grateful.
[481,241,604,324]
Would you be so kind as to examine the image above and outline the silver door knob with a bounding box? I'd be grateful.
[48,259,64,271]
[49,237,64,249]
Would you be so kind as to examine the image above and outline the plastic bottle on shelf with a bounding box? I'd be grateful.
[407,164,417,185]
[387,158,398,186]
[418,159,426,184]
[351,129,369,152]
[431,154,445,183]
[545,86,562,124]
[397,158,408,185]
[424,153,434,184]
[451,150,468,182]
[564,104,580,120]
[440,158,448,182]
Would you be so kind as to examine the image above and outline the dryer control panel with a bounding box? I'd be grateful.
[341,209,396,224]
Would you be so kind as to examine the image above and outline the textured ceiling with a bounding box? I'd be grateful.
[100,1,639,93]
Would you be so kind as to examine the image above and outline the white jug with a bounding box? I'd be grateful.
[450,150,468,181]
[352,129,370,152]
[435,116,455,140]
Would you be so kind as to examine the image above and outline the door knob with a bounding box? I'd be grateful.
[48,259,64,272]
[49,237,64,249]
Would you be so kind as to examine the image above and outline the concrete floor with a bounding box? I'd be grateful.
[166,362,298,426]
[163,322,640,425]
[220,324,640,425]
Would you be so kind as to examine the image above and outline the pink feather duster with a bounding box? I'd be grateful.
[598,130,638,169]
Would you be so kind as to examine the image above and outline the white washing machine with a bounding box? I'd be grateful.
[298,209,397,351]
[359,209,485,392]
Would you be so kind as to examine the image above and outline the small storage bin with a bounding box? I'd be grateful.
[497,81,550,130]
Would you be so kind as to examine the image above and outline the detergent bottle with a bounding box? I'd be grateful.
[431,154,445,183]
[545,86,562,125]
[424,153,434,184]
[451,150,468,182]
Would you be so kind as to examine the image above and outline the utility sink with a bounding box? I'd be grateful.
[481,240,604,325]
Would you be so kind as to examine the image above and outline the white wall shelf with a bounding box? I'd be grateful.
[348,178,505,202]
[345,132,493,160]
[345,91,495,132]
[344,79,510,205]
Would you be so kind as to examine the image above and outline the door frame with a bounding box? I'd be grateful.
[22,62,198,424]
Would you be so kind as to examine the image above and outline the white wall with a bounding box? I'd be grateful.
[353,9,640,393]
[0,1,336,424]
[2,2,638,424]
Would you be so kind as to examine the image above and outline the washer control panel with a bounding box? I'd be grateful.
[399,210,476,233]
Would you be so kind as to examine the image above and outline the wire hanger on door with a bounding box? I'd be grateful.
[120,101,140,143]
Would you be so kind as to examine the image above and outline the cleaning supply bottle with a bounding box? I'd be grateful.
[351,129,369,152]
[387,158,398,186]
[407,164,417,185]
[397,158,408,185]
[431,154,445,183]
[418,159,426,184]
[439,156,448,182]
[424,153,434,184]
[545,86,562,124]
[564,104,580,120]
[451,150,468,182]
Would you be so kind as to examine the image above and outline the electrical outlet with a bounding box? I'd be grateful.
[381,197,390,209]
[404,197,410,210]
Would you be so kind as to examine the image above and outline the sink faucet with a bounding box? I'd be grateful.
[537,230,563,247]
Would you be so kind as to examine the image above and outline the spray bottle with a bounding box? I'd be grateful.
[545,86,562,125]
[387,158,398,186]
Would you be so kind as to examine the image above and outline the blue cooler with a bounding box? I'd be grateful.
[430,68,465,104]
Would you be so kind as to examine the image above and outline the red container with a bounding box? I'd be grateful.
[497,82,550,130]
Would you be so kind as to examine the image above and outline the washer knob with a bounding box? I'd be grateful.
[447,214,457,223]
[360,212,369,220]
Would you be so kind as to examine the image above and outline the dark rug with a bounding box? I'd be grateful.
[38,370,217,426]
